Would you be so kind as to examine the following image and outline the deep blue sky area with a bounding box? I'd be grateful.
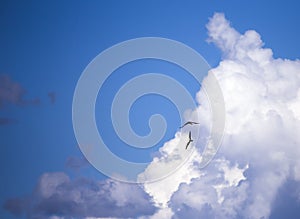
[1,1,300,218]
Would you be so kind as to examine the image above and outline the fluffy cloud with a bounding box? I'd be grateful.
[3,12,300,219]
[3,172,157,219]
[140,12,300,219]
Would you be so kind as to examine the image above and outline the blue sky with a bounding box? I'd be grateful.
[1,1,300,219]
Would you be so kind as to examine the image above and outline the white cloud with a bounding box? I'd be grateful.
[140,12,300,219]
[138,132,204,207]
[49,216,65,219]
[4,12,300,219]
[4,172,157,218]
[138,208,174,219]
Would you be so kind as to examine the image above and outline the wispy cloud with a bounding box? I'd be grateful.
[0,74,40,108]
[0,74,41,125]
[65,156,89,171]
[3,172,157,219]
[0,117,17,125]
[0,74,58,125]
[48,92,56,105]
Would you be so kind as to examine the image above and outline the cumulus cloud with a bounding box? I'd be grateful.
[140,12,300,219]
[3,12,300,219]
[65,156,89,171]
[3,172,157,219]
